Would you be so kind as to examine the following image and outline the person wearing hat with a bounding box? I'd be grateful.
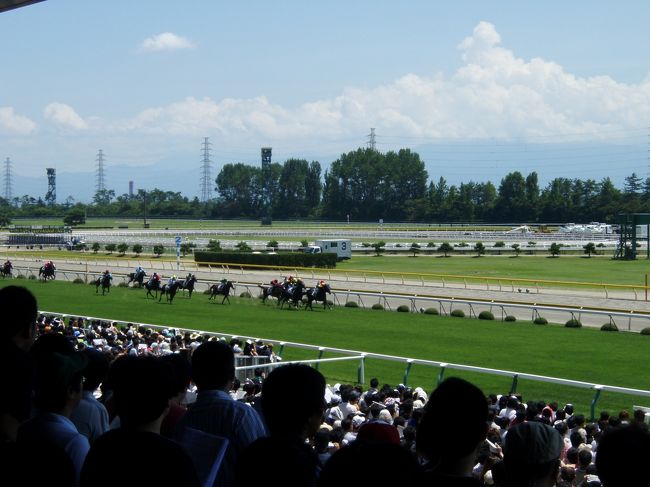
[503,421,563,487]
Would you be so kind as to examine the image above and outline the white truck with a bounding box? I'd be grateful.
[304,239,352,260]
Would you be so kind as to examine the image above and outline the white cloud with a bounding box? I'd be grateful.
[139,32,195,52]
[105,21,650,148]
[0,107,37,135]
[43,102,88,130]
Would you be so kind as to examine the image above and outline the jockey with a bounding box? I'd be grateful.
[317,280,326,288]
[135,265,144,275]
[168,275,177,286]
[270,279,279,287]
[104,269,113,280]
[4,260,11,268]
[148,272,161,285]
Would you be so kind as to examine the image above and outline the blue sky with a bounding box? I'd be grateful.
[1,0,649,201]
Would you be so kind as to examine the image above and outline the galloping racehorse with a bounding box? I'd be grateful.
[258,283,284,304]
[159,280,182,304]
[305,283,332,310]
[95,273,112,295]
[208,280,235,304]
[279,280,306,309]
[178,273,198,298]
[0,261,12,278]
[38,263,56,281]
[144,278,161,299]
[127,270,147,287]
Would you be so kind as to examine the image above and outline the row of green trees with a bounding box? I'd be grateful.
[1,147,647,223]
[367,241,604,257]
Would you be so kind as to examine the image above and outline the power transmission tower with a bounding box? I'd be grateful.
[3,157,12,202]
[367,128,377,150]
[95,149,106,193]
[200,137,213,203]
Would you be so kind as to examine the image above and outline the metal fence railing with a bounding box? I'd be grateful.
[38,310,650,420]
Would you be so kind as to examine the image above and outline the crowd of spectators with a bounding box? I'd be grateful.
[1,284,649,487]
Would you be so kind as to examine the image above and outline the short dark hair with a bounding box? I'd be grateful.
[596,425,650,487]
[369,378,379,388]
[191,341,234,390]
[109,355,175,428]
[0,286,37,340]
[261,364,325,437]
[416,377,488,462]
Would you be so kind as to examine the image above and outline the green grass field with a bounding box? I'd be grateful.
[7,278,650,417]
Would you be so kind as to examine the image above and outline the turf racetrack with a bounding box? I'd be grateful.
[8,278,650,417]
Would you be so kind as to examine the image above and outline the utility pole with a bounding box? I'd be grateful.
[3,157,12,202]
[200,137,213,203]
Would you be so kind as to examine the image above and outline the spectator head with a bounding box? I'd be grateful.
[596,425,650,487]
[0,286,38,349]
[80,348,110,392]
[318,441,421,486]
[369,377,379,389]
[564,404,574,415]
[578,449,593,468]
[503,421,563,487]
[566,447,579,465]
[261,364,326,440]
[416,377,488,467]
[34,351,87,414]
[191,341,234,391]
[160,352,192,401]
[109,355,175,429]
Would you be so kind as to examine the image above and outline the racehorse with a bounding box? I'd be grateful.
[144,278,161,299]
[258,283,284,304]
[0,261,12,279]
[38,265,56,281]
[208,281,235,304]
[278,281,306,309]
[178,274,198,298]
[127,270,147,287]
[94,273,112,295]
[305,283,332,310]
[159,280,182,304]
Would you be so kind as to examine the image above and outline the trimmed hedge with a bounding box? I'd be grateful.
[371,303,384,310]
[397,305,410,313]
[478,311,495,320]
[641,327,650,335]
[450,309,465,318]
[345,301,359,308]
[565,319,582,328]
[601,323,618,332]
[533,317,548,325]
[239,292,252,298]
[73,278,85,284]
[504,315,517,322]
[424,307,439,315]
[194,251,337,268]
[117,282,128,288]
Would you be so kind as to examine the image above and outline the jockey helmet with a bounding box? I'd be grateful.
[172,275,177,280]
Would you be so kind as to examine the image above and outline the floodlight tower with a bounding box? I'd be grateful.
[261,147,272,218]
[45,168,56,205]
[200,137,213,203]
[3,157,12,201]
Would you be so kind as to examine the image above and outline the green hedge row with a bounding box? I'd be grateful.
[194,251,337,268]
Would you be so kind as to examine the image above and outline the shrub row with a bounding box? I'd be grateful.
[194,251,337,269]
